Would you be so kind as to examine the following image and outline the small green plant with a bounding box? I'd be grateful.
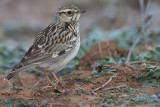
[121,88,139,94]
[139,64,160,80]
[95,57,117,65]
[100,93,117,107]
[142,79,160,87]
[90,57,117,79]
[138,64,160,87]
[104,94,117,104]
[75,87,85,95]
[74,78,92,84]
[131,45,160,62]
[0,46,25,74]
[95,56,126,66]
[91,69,116,79]
[128,94,160,104]
[0,99,41,107]
[154,45,160,61]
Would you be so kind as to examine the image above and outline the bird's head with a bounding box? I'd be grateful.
[57,5,85,22]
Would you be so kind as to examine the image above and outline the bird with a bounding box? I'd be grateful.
[5,5,85,87]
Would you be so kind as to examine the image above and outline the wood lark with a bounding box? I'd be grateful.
[5,5,85,87]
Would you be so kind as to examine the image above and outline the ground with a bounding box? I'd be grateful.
[0,42,160,107]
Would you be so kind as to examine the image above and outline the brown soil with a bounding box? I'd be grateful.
[78,41,127,70]
[0,41,159,107]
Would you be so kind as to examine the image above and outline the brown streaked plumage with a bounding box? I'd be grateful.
[5,5,85,87]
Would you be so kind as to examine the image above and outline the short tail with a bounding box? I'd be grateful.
[4,64,35,80]
[4,70,17,80]
[4,65,34,80]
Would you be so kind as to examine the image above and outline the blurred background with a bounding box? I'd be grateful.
[0,0,160,75]
[1,1,160,106]
[0,0,160,48]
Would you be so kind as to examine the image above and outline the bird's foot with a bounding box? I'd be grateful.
[50,80,65,88]
[50,81,59,88]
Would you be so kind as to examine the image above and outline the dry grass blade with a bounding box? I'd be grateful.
[92,76,117,93]
[104,85,127,91]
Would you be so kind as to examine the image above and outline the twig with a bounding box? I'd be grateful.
[104,85,127,91]
[129,61,158,64]
[92,76,116,93]
[126,36,141,63]
[141,0,151,49]
[126,0,151,63]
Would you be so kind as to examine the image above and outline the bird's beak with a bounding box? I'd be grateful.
[79,10,86,14]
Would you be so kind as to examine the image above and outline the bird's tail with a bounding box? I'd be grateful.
[4,70,18,80]
[4,64,36,81]
[4,64,21,81]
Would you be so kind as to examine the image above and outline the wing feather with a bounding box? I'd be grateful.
[16,22,76,70]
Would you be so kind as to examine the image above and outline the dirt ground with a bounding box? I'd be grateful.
[0,42,160,107]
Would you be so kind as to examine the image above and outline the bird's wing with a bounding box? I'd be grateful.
[17,23,76,69]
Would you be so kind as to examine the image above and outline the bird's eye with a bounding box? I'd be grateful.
[67,11,72,15]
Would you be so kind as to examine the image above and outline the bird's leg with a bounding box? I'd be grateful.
[52,72,59,81]
[51,72,59,87]
[44,71,52,86]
